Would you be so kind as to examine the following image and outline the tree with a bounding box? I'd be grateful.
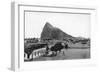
[24,47,33,59]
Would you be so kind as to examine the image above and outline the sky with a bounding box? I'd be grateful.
[25,11,91,38]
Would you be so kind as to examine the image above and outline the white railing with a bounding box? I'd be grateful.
[24,47,46,60]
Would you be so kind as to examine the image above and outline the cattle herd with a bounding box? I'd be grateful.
[24,42,69,61]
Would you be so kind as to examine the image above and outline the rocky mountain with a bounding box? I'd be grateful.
[40,22,75,41]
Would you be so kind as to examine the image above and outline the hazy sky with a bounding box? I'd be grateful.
[25,11,90,38]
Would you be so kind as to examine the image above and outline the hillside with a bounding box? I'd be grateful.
[41,22,75,41]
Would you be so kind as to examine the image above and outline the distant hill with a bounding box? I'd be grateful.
[41,22,76,41]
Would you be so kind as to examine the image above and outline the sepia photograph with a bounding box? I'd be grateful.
[24,11,91,62]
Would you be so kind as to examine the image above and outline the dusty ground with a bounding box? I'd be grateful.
[27,48,90,62]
